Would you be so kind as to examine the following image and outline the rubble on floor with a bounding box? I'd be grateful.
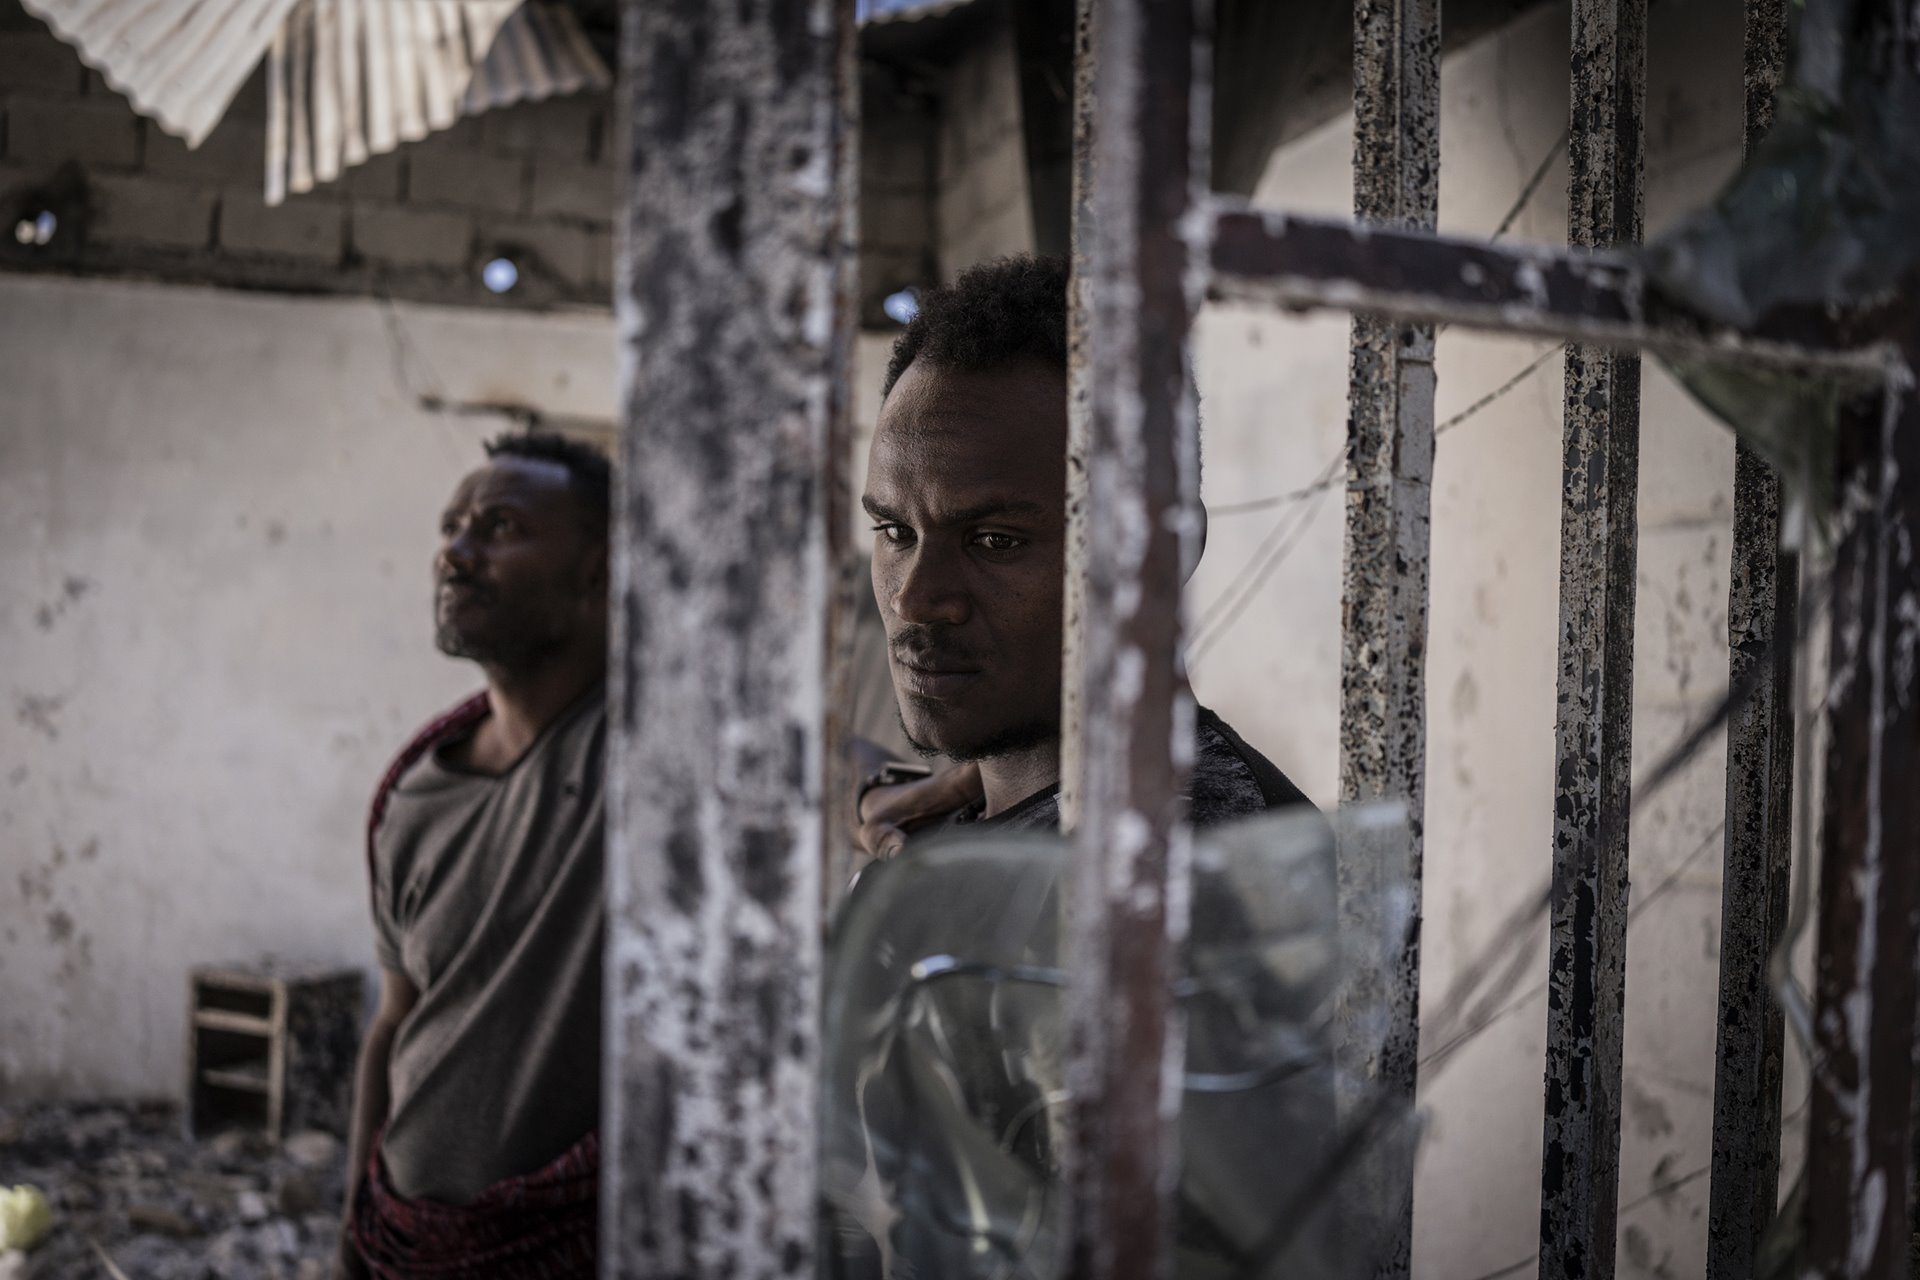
[0,1100,345,1280]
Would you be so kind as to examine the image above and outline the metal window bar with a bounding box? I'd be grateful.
[601,0,1920,1275]
[1803,373,1920,1280]
[1333,1,1438,1275]
[1059,0,1204,1276]
[1538,4,1646,1277]
[1705,2,1799,1275]
[604,0,856,1275]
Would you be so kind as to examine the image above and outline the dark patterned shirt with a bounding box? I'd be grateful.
[946,706,1310,830]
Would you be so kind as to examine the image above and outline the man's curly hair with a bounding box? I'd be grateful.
[485,430,612,535]
[882,255,1069,398]
[879,253,1203,475]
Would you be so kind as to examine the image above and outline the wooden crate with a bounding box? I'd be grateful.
[186,963,362,1143]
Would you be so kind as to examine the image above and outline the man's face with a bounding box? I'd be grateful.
[864,359,1068,761]
[434,456,606,668]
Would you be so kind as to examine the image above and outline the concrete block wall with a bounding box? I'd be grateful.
[933,15,1034,276]
[0,0,615,309]
[859,66,938,326]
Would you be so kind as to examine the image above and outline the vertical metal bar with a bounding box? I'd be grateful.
[820,0,863,908]
[1336,0,1439,1272]
[1538,2,1645,1278]
[603,0,855,1274]
[1060,0,1206,1275]
[1705,5,1797,1278]
[1803,372,1920,1280]
[1058,0,1094,835]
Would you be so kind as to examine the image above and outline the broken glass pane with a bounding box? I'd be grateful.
[819,807,1414,1279]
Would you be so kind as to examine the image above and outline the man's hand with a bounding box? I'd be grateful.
[853,764,984,864]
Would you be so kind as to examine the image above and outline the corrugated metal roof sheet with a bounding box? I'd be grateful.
[21,0,609,207]
[266,0,609,204]
[21,0,305,148]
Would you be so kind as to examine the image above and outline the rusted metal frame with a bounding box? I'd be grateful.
[603,1,856,1275]
[1537,2,1645,1278]
[1704,4,1798,1276]
[821,0,864,910]
[1205,206,1891,379]
[1334,0,1438,1275]
[1802,366,1920,1280]
[1060,0,1207,1275]
[1058,0,1094,836]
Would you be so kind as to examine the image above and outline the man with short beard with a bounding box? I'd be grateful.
[856,255,1308,854]
[338,433,609,1280]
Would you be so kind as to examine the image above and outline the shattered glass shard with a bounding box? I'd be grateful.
[818,808,1414,1279]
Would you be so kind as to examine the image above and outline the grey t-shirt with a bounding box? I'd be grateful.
[371,689,605,1204]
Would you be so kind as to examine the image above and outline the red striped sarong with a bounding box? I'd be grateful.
[350,1130,599,1279]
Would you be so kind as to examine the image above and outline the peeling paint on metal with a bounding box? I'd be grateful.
[1205,203,1893,380]
[1333,2,1437,1276]
[1059,0,1202,1275]
[1804,367,1920,1280]
[1536,4,1646,1278]
[1704,4,1798,1276]
[603,1,855,1275]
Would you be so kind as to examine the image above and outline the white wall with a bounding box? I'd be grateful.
[0,277,901,1103]
[1188,3,1798,1277]
[0,277,616,1100]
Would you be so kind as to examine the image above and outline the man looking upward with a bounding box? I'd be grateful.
[858,255,1308,848]
[340,432,609,1280]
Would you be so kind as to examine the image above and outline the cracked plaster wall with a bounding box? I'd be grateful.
[0,277,618,1100]
[0,276,895,1107]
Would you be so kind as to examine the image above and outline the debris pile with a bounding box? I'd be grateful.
[0,1101,345,1279]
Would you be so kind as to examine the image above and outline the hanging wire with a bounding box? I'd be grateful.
[1435,343,1565,438]
[1188,450,1342,664]
[1190,126,1573,666]
[1490,127,1569,241]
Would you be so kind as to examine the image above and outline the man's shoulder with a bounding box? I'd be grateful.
[1190,707,1312,827]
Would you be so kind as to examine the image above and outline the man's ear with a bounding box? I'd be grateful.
[1184,501,1209,585]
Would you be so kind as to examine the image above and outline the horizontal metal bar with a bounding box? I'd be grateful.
[1205,203,1893,379]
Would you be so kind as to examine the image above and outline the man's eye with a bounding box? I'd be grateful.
[973,532,1023,553]
[871,523,912,545]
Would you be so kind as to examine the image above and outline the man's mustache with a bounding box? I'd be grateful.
[438,573,491,597]
[889,625,981,670]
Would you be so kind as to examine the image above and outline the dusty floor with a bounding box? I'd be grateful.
[0,1101,344,1279]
